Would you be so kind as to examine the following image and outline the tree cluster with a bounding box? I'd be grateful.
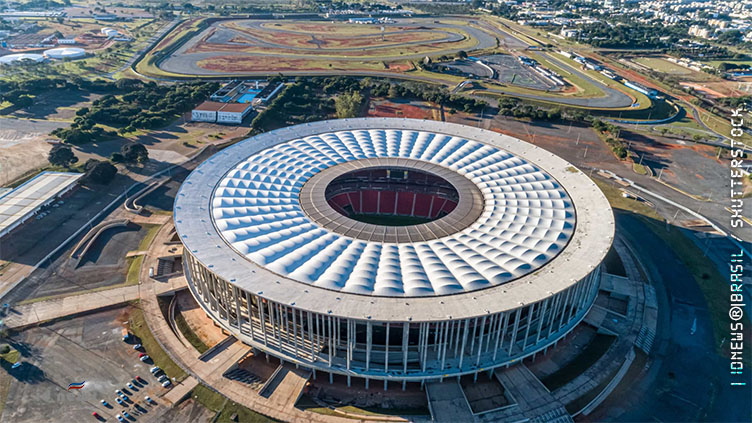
[51,80,218,144]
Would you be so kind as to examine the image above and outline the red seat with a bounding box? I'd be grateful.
[396,192,414,215]
[413,193,432,217]
[379,191,396,214]
[362,190,378,213]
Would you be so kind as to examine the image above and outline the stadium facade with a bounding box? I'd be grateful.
[174,118,614,387]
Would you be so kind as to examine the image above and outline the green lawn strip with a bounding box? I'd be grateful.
[593,179,662,220]
[138,224,162,251]
[128,305,188,382]
[0,349,19,365]
[541,333,616,391]
[341,405,431,416]
[174,310,209,354]
[0,369,11,418]
[126,255,145,285]
[192,383,276,422]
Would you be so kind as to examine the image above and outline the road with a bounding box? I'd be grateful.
[591,214,752,422]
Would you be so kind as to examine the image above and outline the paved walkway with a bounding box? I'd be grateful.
[4,284,139,329]
[477,364,571,423]
[264,363,311,406]
[138,222,359,422]
[163,376,199,405]
[425,379,474,423]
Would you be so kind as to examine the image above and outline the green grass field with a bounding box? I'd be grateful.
[128,304,188,381]
[348,214,435,226]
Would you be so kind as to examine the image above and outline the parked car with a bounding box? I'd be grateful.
[116,414,124,422]
[123,411,132,419]
[115,389,123,396]
[135,376,146,384]
[145,395,155,405]
[133,344,142,350]
[100,400,110,407]
[139,355,150,362]
[116,398,124,406]
[127,382,135,390]
[149,366,161,374]
[157,374,167,382]
[161,380,171,387]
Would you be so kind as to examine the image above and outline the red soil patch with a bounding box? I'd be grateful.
[367,100,435,119]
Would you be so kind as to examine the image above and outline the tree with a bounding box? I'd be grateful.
[48,144,78,168]
[110,152,125,163]
[334,91,363,119]
[121,142,149,164]
[83,160,117,184]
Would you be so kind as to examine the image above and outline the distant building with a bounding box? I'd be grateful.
[560,28,579,38]
[191,101,252,124]
[624,80,658,98]
[191,101,224,122]
[688,25,713,39]
[216,103,252,124]
[0,171,82,239]
[348,17,377,24]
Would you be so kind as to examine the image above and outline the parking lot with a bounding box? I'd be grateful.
[1,306,171,423]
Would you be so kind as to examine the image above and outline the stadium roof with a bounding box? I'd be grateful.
[211,129,575,297]
[175,119,614,319]
[0,171,82,237]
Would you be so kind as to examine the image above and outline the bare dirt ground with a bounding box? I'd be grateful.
[0,119,68,186]
[176,290,227,349]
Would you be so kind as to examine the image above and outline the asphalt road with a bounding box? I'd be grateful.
[598,213,751,423]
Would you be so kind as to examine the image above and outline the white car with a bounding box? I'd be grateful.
[145,395,155,405]
[150,366,161,374]
[116,414,124,422]
[139,354,150,362]
[161,380,171,387]
[132,344,142,350]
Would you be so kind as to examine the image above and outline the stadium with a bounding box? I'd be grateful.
[174,118,614,388]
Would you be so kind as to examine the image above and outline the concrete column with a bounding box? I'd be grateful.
[292,307,299,358]
[458,319,469,369]
[245,291,255,341]
[469,317,478,356]
[476,315,486,367]
[328,316,333,367]
[440,321,449,370]
[508,308,521,355]
[402,322,410,374]
[535,298,550,345]
[366,321,372,371]
[557,288,572,331]
[308,311,315,361]
[384,322,390,373]
[258,299,268,346]
[494,312,507,361]
[521,303,534,351]
[547,293,562,337]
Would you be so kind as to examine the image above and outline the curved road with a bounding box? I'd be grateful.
[156,18,635,109]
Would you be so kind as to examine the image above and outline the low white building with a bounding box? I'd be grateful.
[217,103,252,124]
[191,101,223,122]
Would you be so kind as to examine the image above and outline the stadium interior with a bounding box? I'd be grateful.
[324,167,459,226]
